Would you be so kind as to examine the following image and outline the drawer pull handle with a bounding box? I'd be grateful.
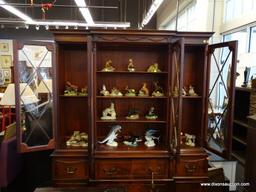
[104,167,118,176]
[66,167,77,174]
[146,166,161,175]
[185,164,196,173]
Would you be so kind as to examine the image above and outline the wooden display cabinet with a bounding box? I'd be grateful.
[50,30,237,192]
[52,33,90,186]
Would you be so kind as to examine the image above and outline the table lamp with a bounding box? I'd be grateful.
[0,83,39,131]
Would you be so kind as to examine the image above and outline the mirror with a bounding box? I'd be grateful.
[17,44,54,151]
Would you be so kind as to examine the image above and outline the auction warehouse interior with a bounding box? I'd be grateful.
[0,0,256,192]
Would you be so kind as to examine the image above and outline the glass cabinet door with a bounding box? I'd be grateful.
[15,42,55,153]
[206,41,237,158]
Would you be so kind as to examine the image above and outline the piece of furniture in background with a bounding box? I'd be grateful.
[0,136,23,189]
[245,114,256,192]
[231,88,255,166]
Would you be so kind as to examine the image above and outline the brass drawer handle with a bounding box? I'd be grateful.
[146,166,161,175]
[185,164,197,173]
[66,167,77,174]
[103,167,118,176]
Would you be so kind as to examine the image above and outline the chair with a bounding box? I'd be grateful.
[0,136,23,188]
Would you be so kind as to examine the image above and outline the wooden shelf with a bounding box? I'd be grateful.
[96,96,168,99]
[233,119,249,128]
[95,142,168,153]
[59,95,88,98]
[182,96,202,99]
[96,117,166,123]
[232,135,247,146]
[96,71,168,74]
[231,150,246,165]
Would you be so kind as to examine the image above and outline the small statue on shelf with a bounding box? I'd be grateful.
[173,86,179,97]
[144,128,160,147]
[152,81,164,97]
[138,83,149,96]
[125,86,136,97]
[78,86,88,96]
[145,107,158,120]
[101,102,117,120]
[127,58,135,72]
[182,87,187,96]
[123,136,142,147]
[66,131,88,148]
[188,85,198,96]
[98,125,122,147]
[102,60,115,72]
[100,84,110,96]
[184,133,196,147]
[126,108,139,120]
[110,87,123,97]
[147,63,161,72]
[64,81,78,96]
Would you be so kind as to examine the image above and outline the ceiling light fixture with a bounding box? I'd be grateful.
[141,0,164,27]
[74,0,94,25]
[0,0,34,22]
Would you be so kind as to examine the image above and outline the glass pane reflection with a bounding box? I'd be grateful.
[18,45,53,147]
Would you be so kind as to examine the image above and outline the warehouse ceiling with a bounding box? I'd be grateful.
[0,0,159,29]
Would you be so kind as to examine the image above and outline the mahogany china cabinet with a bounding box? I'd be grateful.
[14,30,237,192]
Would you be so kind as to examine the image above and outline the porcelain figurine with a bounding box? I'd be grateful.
[125,86,136,97]
[123,136,142,147]
[145,107,158,120]
[173,86,179,97]
[64,81,78,96]
[144,129,160,147]
[152,81,164,97]
[110,87,123,96]
[188,85,198,96]
[182,87,187,96]
[147,63,161,72]
[138,83,149,96]
[127,58,135,72]
[100,84,110,96]
[66,131,88,147]
[98,125,122,147]
[126,108,139,120]
[78,86,88,96]
[101,102,117,120]
[102,60,115,72]
[185,133,196,147]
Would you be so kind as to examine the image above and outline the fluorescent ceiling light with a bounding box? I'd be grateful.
[74,0,94,25]
[141,0,164,27]
[0,0,34,22]
[25,20,130,28]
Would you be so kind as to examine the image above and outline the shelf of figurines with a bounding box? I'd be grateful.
[97,59,166,74]
[171,85,201,99]
[95,124,167,154]
[99,81,166,97]
[97,103,166,123]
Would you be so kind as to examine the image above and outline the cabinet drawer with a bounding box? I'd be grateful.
[95,159,131,179]
[176,158,207,176]
[132,159,168,178]
[53,158,88,180]
[95,159,169,179]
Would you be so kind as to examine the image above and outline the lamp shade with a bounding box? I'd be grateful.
[37,79,52,93]
[0,83,39,106]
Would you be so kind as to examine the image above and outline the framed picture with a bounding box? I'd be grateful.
[0,55,12,68]
[0,69,4,85]
[3,69,11,83]
[0,43,9,52]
